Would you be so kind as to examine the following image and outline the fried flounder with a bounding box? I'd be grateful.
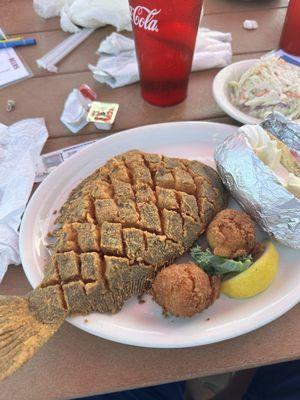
[0,150,227,381]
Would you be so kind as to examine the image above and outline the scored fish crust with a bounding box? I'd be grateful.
[30,150,227,320]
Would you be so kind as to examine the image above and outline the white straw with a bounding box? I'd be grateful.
[37,28,94,72]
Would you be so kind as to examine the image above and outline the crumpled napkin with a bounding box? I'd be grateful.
[89,29,232,88]
[0,118,48,282]
[33,0,131,33]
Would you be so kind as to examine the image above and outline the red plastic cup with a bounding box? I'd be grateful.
[279,0,300,56]
[129,0,203,106]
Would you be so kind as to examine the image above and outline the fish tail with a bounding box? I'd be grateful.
[0,293,66,382]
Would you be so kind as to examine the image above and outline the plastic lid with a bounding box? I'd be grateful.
[79,84,97,101]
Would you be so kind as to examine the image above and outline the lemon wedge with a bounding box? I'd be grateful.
[221,241,279,299]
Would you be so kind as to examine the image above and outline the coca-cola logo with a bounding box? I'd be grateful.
[130,6,161,32]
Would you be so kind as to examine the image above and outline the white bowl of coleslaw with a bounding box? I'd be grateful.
[213,57,300,125]
[213,59,260,125]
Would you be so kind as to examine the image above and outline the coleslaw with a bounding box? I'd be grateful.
[229,57,300,121]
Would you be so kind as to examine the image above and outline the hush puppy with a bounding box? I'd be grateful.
[206,209,256,258]
[151,263,221,317]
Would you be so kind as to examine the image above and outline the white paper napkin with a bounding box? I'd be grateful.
[89,29,232,88]
[0,118,48,281]
[34,0,131,33]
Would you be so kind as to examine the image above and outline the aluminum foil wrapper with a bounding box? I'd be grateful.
[215,131,300,249]
[261,111,300,154]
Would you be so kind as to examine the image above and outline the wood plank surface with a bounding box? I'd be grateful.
[0,6,285,139]
[1,0,287,35]
[1,0,60,34]
[0,51,268,139]
[1,266,300,400]
[205,8,285,54]
[0,69,224,137]
[205,0,288,14]
[4,9,285,78]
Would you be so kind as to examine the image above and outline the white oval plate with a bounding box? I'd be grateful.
[213,59,261,125]
[20,121,300,348]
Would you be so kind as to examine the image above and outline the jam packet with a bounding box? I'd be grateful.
[87,101,119,130]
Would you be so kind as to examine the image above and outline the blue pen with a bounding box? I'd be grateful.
[0,38,37,49]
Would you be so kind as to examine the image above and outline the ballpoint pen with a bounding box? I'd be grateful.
[0,38,36,49]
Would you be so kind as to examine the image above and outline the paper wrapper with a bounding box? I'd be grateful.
[215,115,300,249]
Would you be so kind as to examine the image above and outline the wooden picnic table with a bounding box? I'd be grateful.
[0,1,297,399]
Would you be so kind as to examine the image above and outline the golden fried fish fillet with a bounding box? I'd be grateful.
[0,150,227,381]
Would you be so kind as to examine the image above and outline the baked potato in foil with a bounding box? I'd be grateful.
[215,113,300,248]
[261,111,300,153]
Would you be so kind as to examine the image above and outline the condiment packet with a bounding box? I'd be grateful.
[35,139,97,182]
[60,85,98,133]
[87,101,119,130]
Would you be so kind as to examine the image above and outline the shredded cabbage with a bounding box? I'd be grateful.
[229,57,300,121]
